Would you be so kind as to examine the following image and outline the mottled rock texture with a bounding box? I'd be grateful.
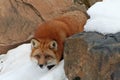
[64,32,120,80]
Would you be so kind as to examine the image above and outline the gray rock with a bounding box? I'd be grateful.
[64,32,120,80]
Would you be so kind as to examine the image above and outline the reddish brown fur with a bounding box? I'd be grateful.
[32,11,87,62]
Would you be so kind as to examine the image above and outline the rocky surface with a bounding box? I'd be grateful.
[73,0,102,11]
[64,32,120,80]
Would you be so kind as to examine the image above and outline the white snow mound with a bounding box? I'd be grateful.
[0,44,67,80]
[84,0,120,34]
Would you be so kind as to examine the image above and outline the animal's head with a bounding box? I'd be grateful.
[31,39,62,69]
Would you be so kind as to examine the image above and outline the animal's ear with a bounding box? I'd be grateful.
[31,39,40,48]
[49,40,57,50]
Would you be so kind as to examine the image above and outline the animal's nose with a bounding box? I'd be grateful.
[47,65,55,70]
[39,64,43,68]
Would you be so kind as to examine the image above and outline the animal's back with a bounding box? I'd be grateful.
[55,11,87,36]
[34,11,87,41]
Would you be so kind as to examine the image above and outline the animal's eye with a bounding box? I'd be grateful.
[49,40,57,50]
[34,55,40,59]
[45,55,52,59]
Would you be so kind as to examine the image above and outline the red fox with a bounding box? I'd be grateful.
[31,11,87,69]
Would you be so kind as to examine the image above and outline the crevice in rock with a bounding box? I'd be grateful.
[10,0,45,21]
[73,0,91,9]
[21,0,45,21]
[9,0,19,14]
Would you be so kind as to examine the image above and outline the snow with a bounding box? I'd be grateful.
[84,0,120,34]
[0,44,67,80]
